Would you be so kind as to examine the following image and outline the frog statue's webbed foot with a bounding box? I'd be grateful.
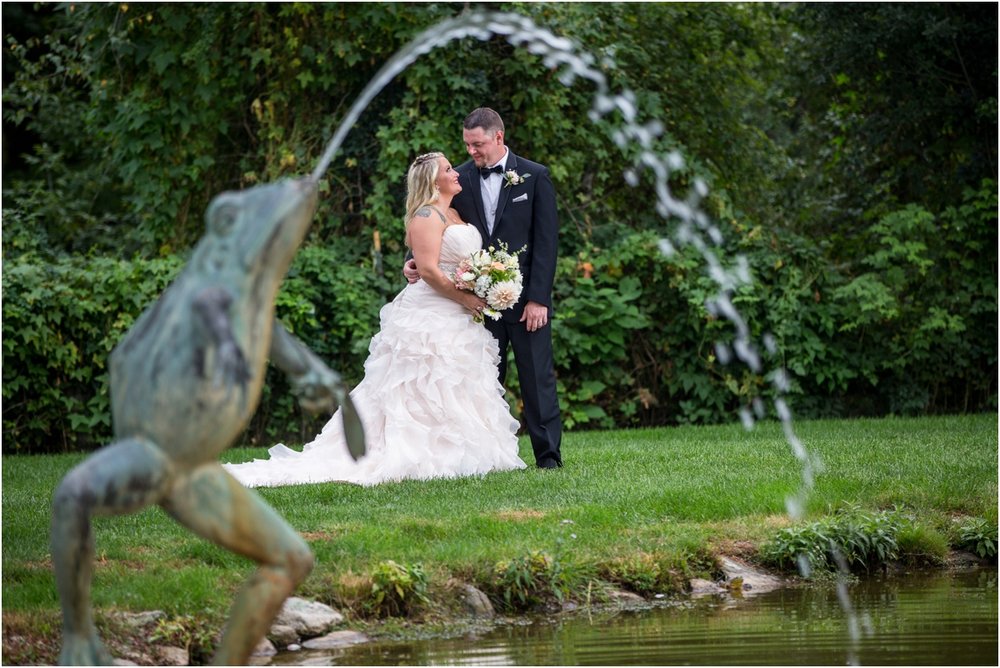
[58,632,114,666]
[270,321,366,460]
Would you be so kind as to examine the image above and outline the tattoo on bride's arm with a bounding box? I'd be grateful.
[416,206,432,217]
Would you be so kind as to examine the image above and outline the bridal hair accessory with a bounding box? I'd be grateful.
[412,151,443,167]
[453,241,526,323]
[503,169,530,188]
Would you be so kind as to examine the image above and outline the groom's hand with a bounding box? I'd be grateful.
[403,259,421,284]
[521,301,549,332]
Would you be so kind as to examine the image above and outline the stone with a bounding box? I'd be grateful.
[606,588,645,604]
[267,623,300,648]
[946,550,987,569]
[274,597,344,638]
[251,637,277,657]
[460,584,495,618]
[719,556,785,595]
[301,630,369,650]
[689,578,726,595]
[156,646,189,666]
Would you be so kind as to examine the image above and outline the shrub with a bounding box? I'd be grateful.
[1,242,391,454]
[597,552,688,597]
[149,614,217,664]
[366,560,429,618]
[760,506,920,576]
[488,549,587,612]
[956,518,998,560]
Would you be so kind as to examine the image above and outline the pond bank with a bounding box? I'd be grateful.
[282,565,997,667]
[7,550,989,666]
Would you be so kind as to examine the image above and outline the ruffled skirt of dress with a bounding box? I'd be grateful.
[223,280,526,487]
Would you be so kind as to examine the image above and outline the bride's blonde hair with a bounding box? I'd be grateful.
[405,152,444,223]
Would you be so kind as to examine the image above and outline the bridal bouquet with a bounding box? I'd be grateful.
[453,241,525,323]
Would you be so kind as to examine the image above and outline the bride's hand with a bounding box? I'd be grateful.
[465,293,487,314]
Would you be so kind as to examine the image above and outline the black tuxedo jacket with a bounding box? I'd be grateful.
[451,151,559,322]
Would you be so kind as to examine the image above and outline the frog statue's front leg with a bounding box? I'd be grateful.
[269,321,366,460]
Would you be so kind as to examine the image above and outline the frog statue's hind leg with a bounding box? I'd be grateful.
[52,436,313,666]
[51,437,175,665]
[162,463,313,666]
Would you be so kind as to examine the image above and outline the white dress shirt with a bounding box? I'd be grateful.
[480,148,509,235]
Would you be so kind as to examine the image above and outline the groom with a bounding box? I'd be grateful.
[407,107,563,468]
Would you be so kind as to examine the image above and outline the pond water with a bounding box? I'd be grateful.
[270,568,996,666]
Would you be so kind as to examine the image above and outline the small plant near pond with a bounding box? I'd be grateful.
[149,614,218,664]
[956,518,998,560]
[597,552,687,596]
[760,506,934,576]
[366,560,429,618]
[895,521,949,567]
[489,549,588,612]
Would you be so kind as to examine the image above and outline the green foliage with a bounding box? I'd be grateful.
[789,4,996,214]
[895,522,949,567]
[1,243,391,453]
[1,254,183,451]
[597,552,687,597]
[367,560,429,618]
[149,614,218,664]
[490,549,576,612]
[956,518,998,561]
[761,506,923,576]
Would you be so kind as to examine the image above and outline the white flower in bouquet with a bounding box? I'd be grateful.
[474,274,493,297]
[487,280,521,311]
[452,241,527,323]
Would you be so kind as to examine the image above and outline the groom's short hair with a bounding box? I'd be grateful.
[464,107,504,136]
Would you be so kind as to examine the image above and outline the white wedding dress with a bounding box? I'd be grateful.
[224,224,526,487]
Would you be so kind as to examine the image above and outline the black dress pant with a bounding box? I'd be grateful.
[485,316,562,465]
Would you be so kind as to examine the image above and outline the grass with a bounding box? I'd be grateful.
[2,414,996,661]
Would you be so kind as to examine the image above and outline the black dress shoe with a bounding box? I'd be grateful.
[537,457,561,469]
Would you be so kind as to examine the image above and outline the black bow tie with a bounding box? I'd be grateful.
[479,164,504,179]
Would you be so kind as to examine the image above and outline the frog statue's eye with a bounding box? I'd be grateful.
[208,201,239,237]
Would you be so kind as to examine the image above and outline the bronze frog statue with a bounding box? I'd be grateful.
[50,177,364,665]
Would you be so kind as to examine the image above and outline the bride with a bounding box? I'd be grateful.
[224,152,527,487]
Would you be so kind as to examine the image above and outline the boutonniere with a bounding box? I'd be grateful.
[503,170,530,188]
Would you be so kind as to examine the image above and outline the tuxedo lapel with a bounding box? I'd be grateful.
[462,166,489,240]
[491,154,517,238]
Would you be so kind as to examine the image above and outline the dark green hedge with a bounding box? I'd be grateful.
[4,180,995,452]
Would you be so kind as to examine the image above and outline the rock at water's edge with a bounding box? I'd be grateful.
[301,630,369,650]
[273,597,344,638]
[719,556,785,595]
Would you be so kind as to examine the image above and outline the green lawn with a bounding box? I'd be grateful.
[2,414,996,641]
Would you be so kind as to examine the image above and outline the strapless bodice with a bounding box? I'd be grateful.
[438,224,482,274]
